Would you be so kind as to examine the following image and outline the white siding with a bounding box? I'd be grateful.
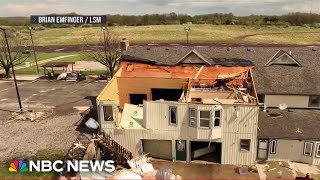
[221,105,258,165]
[103,101,259,165]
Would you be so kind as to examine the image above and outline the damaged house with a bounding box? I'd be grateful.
[97,46,259,165]
[97,44,320,166]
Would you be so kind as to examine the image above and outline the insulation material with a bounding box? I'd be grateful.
[192,146,215,159]
[120,104,144,129]
[140,163,155,173]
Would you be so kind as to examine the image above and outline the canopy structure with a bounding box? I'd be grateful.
[41,62,75,76]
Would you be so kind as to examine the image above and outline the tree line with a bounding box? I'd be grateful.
[1,12,320,27]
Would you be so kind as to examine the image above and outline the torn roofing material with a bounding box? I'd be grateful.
[121,46,320,95]
[120,62,252,79]
[258,109,320,140]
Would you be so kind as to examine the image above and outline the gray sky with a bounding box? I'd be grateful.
[0,0,319,17]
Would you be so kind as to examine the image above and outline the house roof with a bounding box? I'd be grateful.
[265,50,303,67]
[258,108,320,140]
[41,62,75,67]
[175,49,211,65]
[120,62,251,80]
[121,46,320,95]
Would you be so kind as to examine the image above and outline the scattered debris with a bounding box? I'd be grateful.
[61,133,183,180]
[85,118,99,129]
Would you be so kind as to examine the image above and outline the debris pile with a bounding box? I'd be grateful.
[62,133,182,180]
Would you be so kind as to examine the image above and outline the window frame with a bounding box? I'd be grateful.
[269,140,277,154]
[214,110,221,127]
[103,105,114,121]
[308,96,320,107]
[257,94,265,103]
[169,106,178,125]
[189,108,197,127]
[316,143,320,158]
[240,139,251,152]
[199,110,211,128]
[303,142,314,157]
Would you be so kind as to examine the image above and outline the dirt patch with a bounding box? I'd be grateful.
[151,160,259,179]
[256,161,320,180]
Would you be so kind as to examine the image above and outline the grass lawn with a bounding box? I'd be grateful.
[8,24,320,45]
[0,149,66,179]
[15,53,103,75]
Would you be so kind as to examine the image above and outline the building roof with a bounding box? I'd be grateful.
[258,108,320,140]
[41,62,75,67]
[120,62,251,80]
[121,46,320,95]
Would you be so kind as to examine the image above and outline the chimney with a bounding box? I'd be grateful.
[120,38,129,51]
[289,51,292,55]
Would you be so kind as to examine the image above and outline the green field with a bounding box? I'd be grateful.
[8,25,320,45]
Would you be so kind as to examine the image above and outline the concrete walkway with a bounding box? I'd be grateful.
[0,54,78,74]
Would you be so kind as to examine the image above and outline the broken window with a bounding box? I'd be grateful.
[269,140,277,154]
[189,108,196,127]
[169,106,177,125]
[199,111,210,128]
[316,143,320,158]
[309,96,320,107]
[240,139,251,151]
[303,142,313,157]
[103,106,113,121]
[214,110,221,127]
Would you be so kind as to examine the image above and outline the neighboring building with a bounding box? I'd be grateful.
[97,44,320,165]
[258,109,320,165]
[97,50,259,165]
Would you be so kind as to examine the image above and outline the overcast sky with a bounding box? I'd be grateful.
[0,0,319,17]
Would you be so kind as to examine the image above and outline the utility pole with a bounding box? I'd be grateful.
[28,26,39,73]
[101,26,109,53]
[184,26,191,46]
[0,28,23,112]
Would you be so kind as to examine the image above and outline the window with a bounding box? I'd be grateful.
[309,96,320,107]
[269,140,277,154]
[189,108,196,127]
[240,139,251,151]
[103,106,113,121]
[191,98,202,103]
[169,106,177,125]
[258,94,265,103]
[303,142,314,157]
[199,111,210,128]
[316,143,320,158]
[214,110,221,127]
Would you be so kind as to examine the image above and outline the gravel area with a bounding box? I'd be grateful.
[0,114,81,162]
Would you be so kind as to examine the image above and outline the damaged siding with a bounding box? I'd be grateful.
[116,77,188,109]
[104,101,258,165]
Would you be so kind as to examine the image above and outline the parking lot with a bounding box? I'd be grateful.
[0,80,105,161]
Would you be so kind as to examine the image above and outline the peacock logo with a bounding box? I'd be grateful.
[9,160,28,172]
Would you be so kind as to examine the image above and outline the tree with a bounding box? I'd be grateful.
[85,29,122,78]
[0,31,29,78]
